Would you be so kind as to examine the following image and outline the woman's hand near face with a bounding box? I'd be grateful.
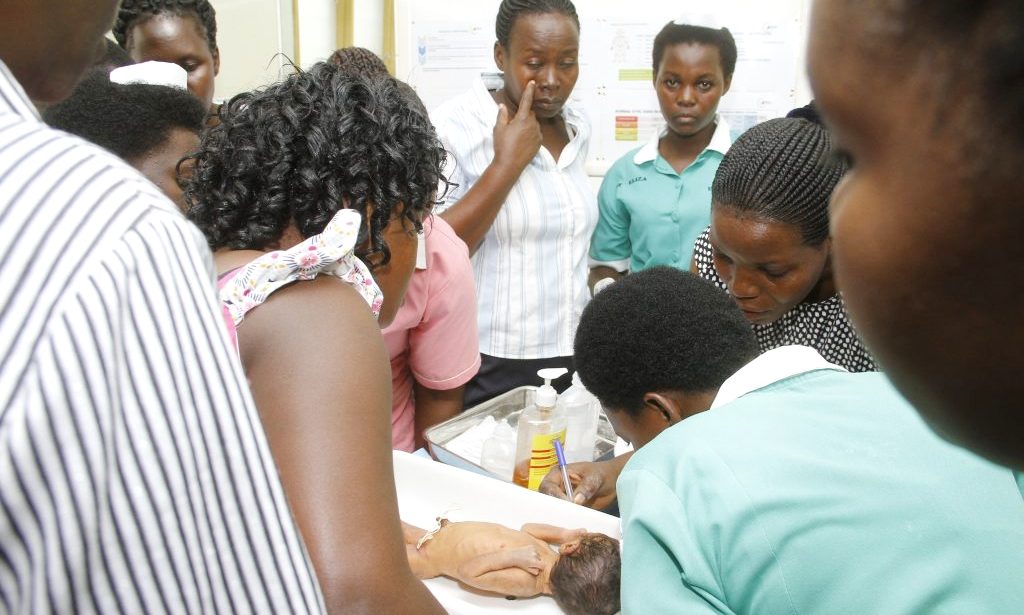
[440,80,544,252]
[492,81,542,172]
[440,9,580,253]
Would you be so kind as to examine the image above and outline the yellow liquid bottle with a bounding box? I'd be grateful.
[512,368,568,490]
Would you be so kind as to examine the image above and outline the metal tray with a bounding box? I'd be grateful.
[424,386,617,481]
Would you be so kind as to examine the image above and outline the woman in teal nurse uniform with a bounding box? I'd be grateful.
[588,21,735,289]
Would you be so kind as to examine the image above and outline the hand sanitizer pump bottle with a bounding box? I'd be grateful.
[560,372,601,463]
[513,368,568,490]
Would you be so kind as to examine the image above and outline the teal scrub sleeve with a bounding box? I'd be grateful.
[589,163,632,265]
[617,469,736,615]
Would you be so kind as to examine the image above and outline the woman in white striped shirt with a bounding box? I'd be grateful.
[0,0,324,609]
[433,0,597,406]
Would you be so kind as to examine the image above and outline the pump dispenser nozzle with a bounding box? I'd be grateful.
[535,368,568,409]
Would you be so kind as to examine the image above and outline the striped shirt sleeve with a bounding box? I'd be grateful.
[0,61,324,613]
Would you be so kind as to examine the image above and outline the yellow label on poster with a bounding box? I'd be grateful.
[618,68,653,81]
[527,430,566,491]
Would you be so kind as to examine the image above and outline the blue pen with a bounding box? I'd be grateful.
[553,439,574,502]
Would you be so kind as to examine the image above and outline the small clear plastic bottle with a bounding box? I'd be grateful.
[480,419,517,480]
[560,372,600,463]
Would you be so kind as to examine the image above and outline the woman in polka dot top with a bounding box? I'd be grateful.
[690,115,876,372]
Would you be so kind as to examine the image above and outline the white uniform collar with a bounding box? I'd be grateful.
[633,115,731,165]
[711,345,847,409]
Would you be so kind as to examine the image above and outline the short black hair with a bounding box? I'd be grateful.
[328,46,389,77]
[114,0,218,53]
[495,0,580,48]
[652,21,737,78]
[712,117,846,246]
[42,70,205,162]
[184,63,450,269]
[574,267,758,415]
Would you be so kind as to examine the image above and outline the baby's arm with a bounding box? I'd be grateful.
[458,545,544,577]
[455,547,547,597]
[520,523,586,545]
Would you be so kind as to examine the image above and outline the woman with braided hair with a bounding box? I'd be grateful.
[691,116,877,372]
[328,46,390,76]
[433,0,596,406]
[114,0,220,112]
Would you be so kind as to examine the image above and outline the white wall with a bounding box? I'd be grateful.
[295,0,337,68]
[209,0,813,120]
[210,0,296,100]
[353,0,386,56]
[211,0,387,98]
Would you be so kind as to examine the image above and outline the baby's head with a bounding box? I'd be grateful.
[549,533,620,615]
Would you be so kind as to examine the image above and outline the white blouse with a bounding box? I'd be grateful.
[432,79,598,360]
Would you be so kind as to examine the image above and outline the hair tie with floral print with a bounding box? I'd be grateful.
[219,208,383,325]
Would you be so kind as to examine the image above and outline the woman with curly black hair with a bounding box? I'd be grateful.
[183,63,448,614]
[114,0,220,111]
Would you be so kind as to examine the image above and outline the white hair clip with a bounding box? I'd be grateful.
[110,61,188,90]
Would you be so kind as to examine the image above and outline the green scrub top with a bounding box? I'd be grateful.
[618,370,1024,615]
[589,122,729,273]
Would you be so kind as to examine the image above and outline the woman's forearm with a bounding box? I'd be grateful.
[440,160,523,253]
